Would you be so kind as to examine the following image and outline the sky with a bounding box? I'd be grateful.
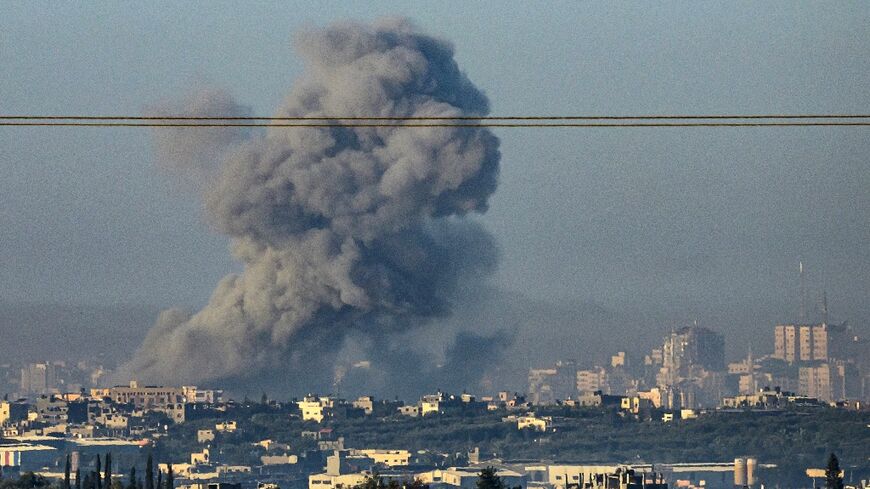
[1,2,868,368]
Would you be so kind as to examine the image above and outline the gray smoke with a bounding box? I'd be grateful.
[146,87,252,190]
[126,18,501,392]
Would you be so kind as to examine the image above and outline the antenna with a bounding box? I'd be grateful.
[821,290,828,325]
[799,260,806,323]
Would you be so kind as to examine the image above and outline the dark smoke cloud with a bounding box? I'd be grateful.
[334,328,514,399]
[125,18,501,392]
[145,87,252,190]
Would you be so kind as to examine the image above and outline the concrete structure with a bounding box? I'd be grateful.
[576,368,607,393]
[20,363,57,396]
[503,413,551,431]
[397,405,419,417]
[547,464,663,489]
[260,454,298,466]
[0,401,29,425]
[298,396,332,423]
[108,382,185,408]
[352,396,374,415]
[419,467,527,489]
[191,448,210,465]
[774,323,847,364]
[355,449,410,467]
[197,429,215,443]
[799,364,834,401]
[182,386,223,404]
[529,361,577,405]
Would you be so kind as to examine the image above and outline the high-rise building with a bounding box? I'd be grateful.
[774,324,797,362]
[799,364,833,401]
[576,368,606,393]
[528,360,576,404]
[20,363,57,396]
[655,326,725,409]
[659,326,725,382]
[773,323,847,364]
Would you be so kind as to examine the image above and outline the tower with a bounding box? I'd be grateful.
[799,260,807,322]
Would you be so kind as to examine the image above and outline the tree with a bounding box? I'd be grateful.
[825,453,844,489]
[145,454,153,489]
[94,456,102,489]
[104,453,112,489]
[64,454,71,489]
[477,467,506,489]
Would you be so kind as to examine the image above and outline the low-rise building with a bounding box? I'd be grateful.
[418,467,527,489]
[197,429,215,443]
[355,449,411,467]
[503,413,551,431]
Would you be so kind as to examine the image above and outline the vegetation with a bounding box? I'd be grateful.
[126,405,870,488]
[476,467,519,489]
[825,453,844,489]
[353,475,428,489]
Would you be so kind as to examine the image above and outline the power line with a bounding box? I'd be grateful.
[1,122,869,127]
[1,114,869,120]
[1,114,868,127]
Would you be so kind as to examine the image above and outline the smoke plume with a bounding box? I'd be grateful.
[146,87,252,190]
[126,18,501,392]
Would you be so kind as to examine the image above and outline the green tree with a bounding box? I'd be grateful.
[476,467,505,489]
[145,454,153,489]
[355,475,385,489]
[825,453,844,489]
[94,456,102,489]
[104,453,112,488]
[63,454,71,489]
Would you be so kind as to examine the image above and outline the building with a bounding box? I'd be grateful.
[576,368,606,393]
[418,467,527,489]
[547,465,666,489]
[20,363,57,396]
[504,413,551,431]
[108,382,185,409]
[0,401,29,425]
[298,396,331,423]
[352,396,374,415]
[197,429,215,443]
[528,361,577,405]
[773,323,848,364]
[655,326,726,409]
[419,392,462,416]
[182,386,223,404]
[355,449,411,467]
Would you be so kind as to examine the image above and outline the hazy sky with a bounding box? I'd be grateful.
[1,2,868,346]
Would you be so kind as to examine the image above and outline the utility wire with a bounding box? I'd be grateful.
[1,122,869,127]
[1,114,869,127]
[1,114,870,120]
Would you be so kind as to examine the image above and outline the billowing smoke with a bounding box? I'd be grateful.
[125,18,501,393]
[146,88,252,190]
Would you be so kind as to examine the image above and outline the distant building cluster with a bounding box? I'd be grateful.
[527,322,868,411]
[1,360,110,399]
